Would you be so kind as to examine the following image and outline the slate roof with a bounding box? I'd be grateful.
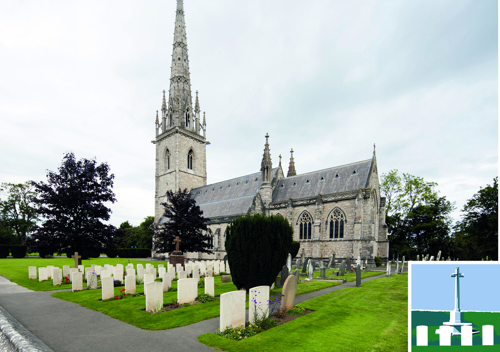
[272,159,372,203]
[191,169,278,219]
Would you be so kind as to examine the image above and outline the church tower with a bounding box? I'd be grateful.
[154,0,208,223]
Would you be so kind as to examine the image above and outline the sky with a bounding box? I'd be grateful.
[0,0,497,228]
[410,262,500,312]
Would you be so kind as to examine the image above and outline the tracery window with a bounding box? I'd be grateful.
[187,150,193,170]
[328,208,346,239]
[298,212,312,240]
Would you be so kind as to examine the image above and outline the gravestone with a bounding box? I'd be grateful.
[339,261,346,276]
[72,272,83,292]
[301,257,309,273]
[71,252,82,268]
[286,253,292,272]
[220,290,246,332]
[114,269,123,284]
[205,276,214,296]
[177,271,187,280]
[193,271,200,279]
[162,273,172,293]
[100,270,110,279]
[249,286,270,324]
[221,275,231,283]
[87,273,97,289]
[280,265,289,287]
[29,266,37,279]
[295,258,301,271]
[437,250,442,261]
[307,260,314,280]
[346,257,351,272]
[301,249,305,264]
[101,276,114,300]
[386,261,392,276]
[327,253,335,269]
[52,268,62,286]
[38,267,48,282]
[145,282,163,313]
[47,266,54,279]
[125,275,136,294]
[395,260,400,274]
[282,274,298,310]
[78,265,84,274]
[355,265,361,287]
[62,265,70,279]
[320,267,326,279]
[126,268,136,277]
[137,267,145,280]
[430,256,434,261]
[177,278,198,304]
[417,254,420,261]
[401,256,405,274]
[206,269,213,277]
[169,236,185,270]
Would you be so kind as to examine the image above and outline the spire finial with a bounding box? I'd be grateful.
[279,154,282,166]
[195,90,200,113]
[261,133,272,183]
[156,110,159,124]
[287,148,297,177]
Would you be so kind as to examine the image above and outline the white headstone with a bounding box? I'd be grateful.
[94,265,101,275]
[220,290,246,332]
[78,265,84,273]
[213,262,219,275]
[193,271,200,279]
[52,268,62,286]
[38,267,47,282]
[102,276,114,300]
[100,270,110,279]
[249,286,270,324]
[145,282,163,313]
[177,271,187,280]
[177,278,198,304]
[461,325,472,346]
[72,272,83,292]
[185,265,192,274]
[29,266,37,279]
[46,265,54,279]
[483,325,494,345]
[286,253,292,272]
[137,267,145,280]
[62,265,70,278]
[126,268,136,277]
[167,264,174,274]
[176,263,182,272]
[162,273,172,293]
[87,272,97,289]
[307,260,314,280]
[204,276,214,296]
[416,326,428,346]
[114,269,123,284]
[116,264,124,273]
[158,267,166,278]
[226,264,230,274]
[144,273,155,285]
[125,275,136,294]
[438,326,452,346]
[69,268,79,281]
[206,269,213,277]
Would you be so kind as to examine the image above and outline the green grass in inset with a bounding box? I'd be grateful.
[198,274,408,352]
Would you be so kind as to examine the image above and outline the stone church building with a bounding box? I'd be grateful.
[153,0,389,265]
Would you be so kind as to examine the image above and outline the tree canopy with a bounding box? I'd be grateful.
[119,216,154,249]
[0,182,37,245]
[154,189,211,254]
[452,177,498,260]
[28,152,120,257]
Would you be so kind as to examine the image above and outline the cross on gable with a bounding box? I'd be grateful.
[72,252,82,268]
[174,236,181,252]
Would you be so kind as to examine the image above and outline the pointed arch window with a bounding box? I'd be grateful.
[187,150,193,170]
[166,149,171,170]
[185,109,190,128]
[297,212,312,240]
[328,208,346,239]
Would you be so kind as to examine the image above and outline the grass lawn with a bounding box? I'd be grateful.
[198,274,408,352]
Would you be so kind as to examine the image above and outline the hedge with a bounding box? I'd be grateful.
[0,245,9,258]
[117,248,151,258]
[10,245,27,258]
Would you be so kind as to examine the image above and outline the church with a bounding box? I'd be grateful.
[153,0,389,266]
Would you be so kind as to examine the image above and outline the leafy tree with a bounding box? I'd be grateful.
[452,177,498,260]
[121,216,154,249]
[154,189,211,254]
[381,170,453,259]
[119,221,133,229]
[28,152,120,258]
[0,182,37,244]
[225,214,293,291]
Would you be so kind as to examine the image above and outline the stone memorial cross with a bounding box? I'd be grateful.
[72,252,82,268]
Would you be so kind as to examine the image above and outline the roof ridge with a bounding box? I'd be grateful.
[283,159,372,179]
[192,167,278,191]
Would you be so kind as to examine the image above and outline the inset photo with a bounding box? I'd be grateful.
[409,262,500,350]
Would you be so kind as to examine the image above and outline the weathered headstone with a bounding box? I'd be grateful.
[204,276,214,296]
[396,260,400,274]
[327,253,336,269]
[295,258,301,271]
[101,276,114,300]
[72,272,83,292]
[249,285,270,324]
[286,253,292,272]
[301,249,305,264]
[125,275,136,294]
[87,272,97,289]
[307,260,314,280]
[437,250,442,262]
[29,266,37,279]
[177,278,198,304]
[302,257,309,273]
[52,268,62,286]
[38,267,48,282]
[221,275,231,283]
[346,257,351,272]
[355,265,361,287]
[280,265,289,287]
[162,273,172,293]
[386,261,392,276]
[220,290,246,332]
[339,261,346,276]
[401,256,405,274]
[145,281,163,313]
[282,274,298,311]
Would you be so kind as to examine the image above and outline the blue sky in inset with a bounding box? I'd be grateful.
[411,263,500,312]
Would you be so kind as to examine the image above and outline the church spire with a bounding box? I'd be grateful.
[165,0,196,131]
[261,133,273,183]
[287,148,297,177]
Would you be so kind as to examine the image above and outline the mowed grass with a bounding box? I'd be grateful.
[0,257,164,291]
[198,274,408,352]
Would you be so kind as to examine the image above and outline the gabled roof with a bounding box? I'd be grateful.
[191,168,278,219]
[272,159,372,203]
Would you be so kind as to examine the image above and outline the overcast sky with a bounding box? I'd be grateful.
[0,0,497,228]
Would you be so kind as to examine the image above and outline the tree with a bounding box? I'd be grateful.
[154,189,211,254]
[0,182,37,244]
[28,152,119,257]
[225,214,293,290]
[452,177,498,260]
[121,216,155,249]
[381,170,454,259]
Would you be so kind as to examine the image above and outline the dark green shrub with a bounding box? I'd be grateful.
[289,241,300,258]
[117,248,151,258]
[375,256,382,267]
[225,214,293,290]
[0,245,9,258]
[105,248,118,258]
[10,245,27,258]
[195,294,215,303]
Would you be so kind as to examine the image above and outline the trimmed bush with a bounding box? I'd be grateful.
[225,214,293,290]
[375,256,382,267]
[289,241,300,259]
[117,248,151,258]
[0,245,9,258]
[10,245,27,258]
